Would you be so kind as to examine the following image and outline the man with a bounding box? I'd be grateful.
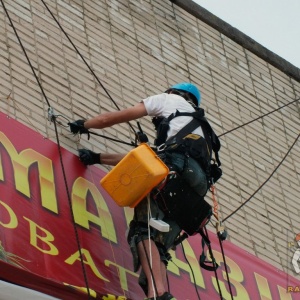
[69,83,221,300]
[292,233,300,274]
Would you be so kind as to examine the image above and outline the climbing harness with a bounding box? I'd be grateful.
[154,108,222,185]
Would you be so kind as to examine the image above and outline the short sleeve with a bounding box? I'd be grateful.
[142,94,167,117]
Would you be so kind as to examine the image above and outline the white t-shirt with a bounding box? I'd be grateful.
[142,93,204,141]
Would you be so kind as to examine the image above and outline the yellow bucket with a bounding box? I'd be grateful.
[100,144,169,207]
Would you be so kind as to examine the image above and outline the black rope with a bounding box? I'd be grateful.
[41,0,138,136]
[1,0,50,108]
[48,111,137,146]
[52,119,92,299]
[180,243,202,300]
[88,131,135,146]
[1,1,91,297]
[219,97,300,137]
[218,237,234,300]
[223,132,300,222]
[203,227,223,300]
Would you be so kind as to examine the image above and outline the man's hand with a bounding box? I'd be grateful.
[69,120,90,139]
[69,119,88,134]
[78,149,101,165]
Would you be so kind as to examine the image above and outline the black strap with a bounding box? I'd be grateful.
[166,117,201,146]
[158,109,221,166]
[198,228,219,271]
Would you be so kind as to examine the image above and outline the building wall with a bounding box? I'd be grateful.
[1,0,300,277]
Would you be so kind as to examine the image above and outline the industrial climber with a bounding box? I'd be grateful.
[69,82,222,300]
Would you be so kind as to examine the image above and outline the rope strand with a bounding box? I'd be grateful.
[219,97,300,137]
[223,132,300,222]
[41,0,138,137]
[218,236,234,300]
[1,1,91,296]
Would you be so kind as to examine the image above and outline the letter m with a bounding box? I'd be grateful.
[0,132,58,213]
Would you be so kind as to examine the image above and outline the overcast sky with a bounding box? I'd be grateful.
[192,0,300,69]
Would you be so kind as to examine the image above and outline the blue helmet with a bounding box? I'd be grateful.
[171,82,201,106]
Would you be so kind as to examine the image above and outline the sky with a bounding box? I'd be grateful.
[192,0,300,69]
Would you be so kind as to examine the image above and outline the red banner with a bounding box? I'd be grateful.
[0,112,299,300]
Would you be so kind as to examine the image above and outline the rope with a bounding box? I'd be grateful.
[210,185,234,299]
[219,97,300,137]
[180,243,202,300]
[41,0,138,137]
[203,227,223,300]
[210,184,219,221]
[1,0,50,108]
[147,195,157,299]
[223,132,300,222]
[88,131,135,146]
[52,119,92,298]
[1,1,91,297]
[218,236,234,300]
[47,110,137,147]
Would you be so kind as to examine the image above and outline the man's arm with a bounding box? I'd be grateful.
[84,102,148,129]
[100,153,126,166]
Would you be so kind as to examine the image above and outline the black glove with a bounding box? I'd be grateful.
[78,149,101,165]
[136,131,148,143]
[69,120,90,139]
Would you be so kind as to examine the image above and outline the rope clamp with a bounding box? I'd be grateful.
[216,221,227,241]
[47,107,56,123]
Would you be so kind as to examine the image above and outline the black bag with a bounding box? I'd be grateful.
[180,133,211,175]
[156,173,212,235]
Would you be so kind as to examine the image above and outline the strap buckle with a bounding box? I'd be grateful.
[157,143,166,152]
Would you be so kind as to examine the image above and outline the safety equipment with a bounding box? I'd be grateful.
[154,108,222,186]
[155,172,212,235]
[78,149,101,165]
[171,82,201,106]
[69,119,90,138]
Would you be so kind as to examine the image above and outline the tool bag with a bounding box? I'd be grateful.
[155,172,212,235]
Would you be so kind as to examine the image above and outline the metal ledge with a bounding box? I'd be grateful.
[170,0,300,82]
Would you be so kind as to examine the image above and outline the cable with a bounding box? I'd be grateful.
[219,97,300,137]
[223,132,300,222]
[88,131,135,146]
[41,0,138,136]
[217,237,234,300]
[1,0,50,108]
[52,119,92,299]
[180,243,202,300]
[203,227,223,300]
[1,1,91,297]
[147,195,157,299]
[48,107,136,146]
